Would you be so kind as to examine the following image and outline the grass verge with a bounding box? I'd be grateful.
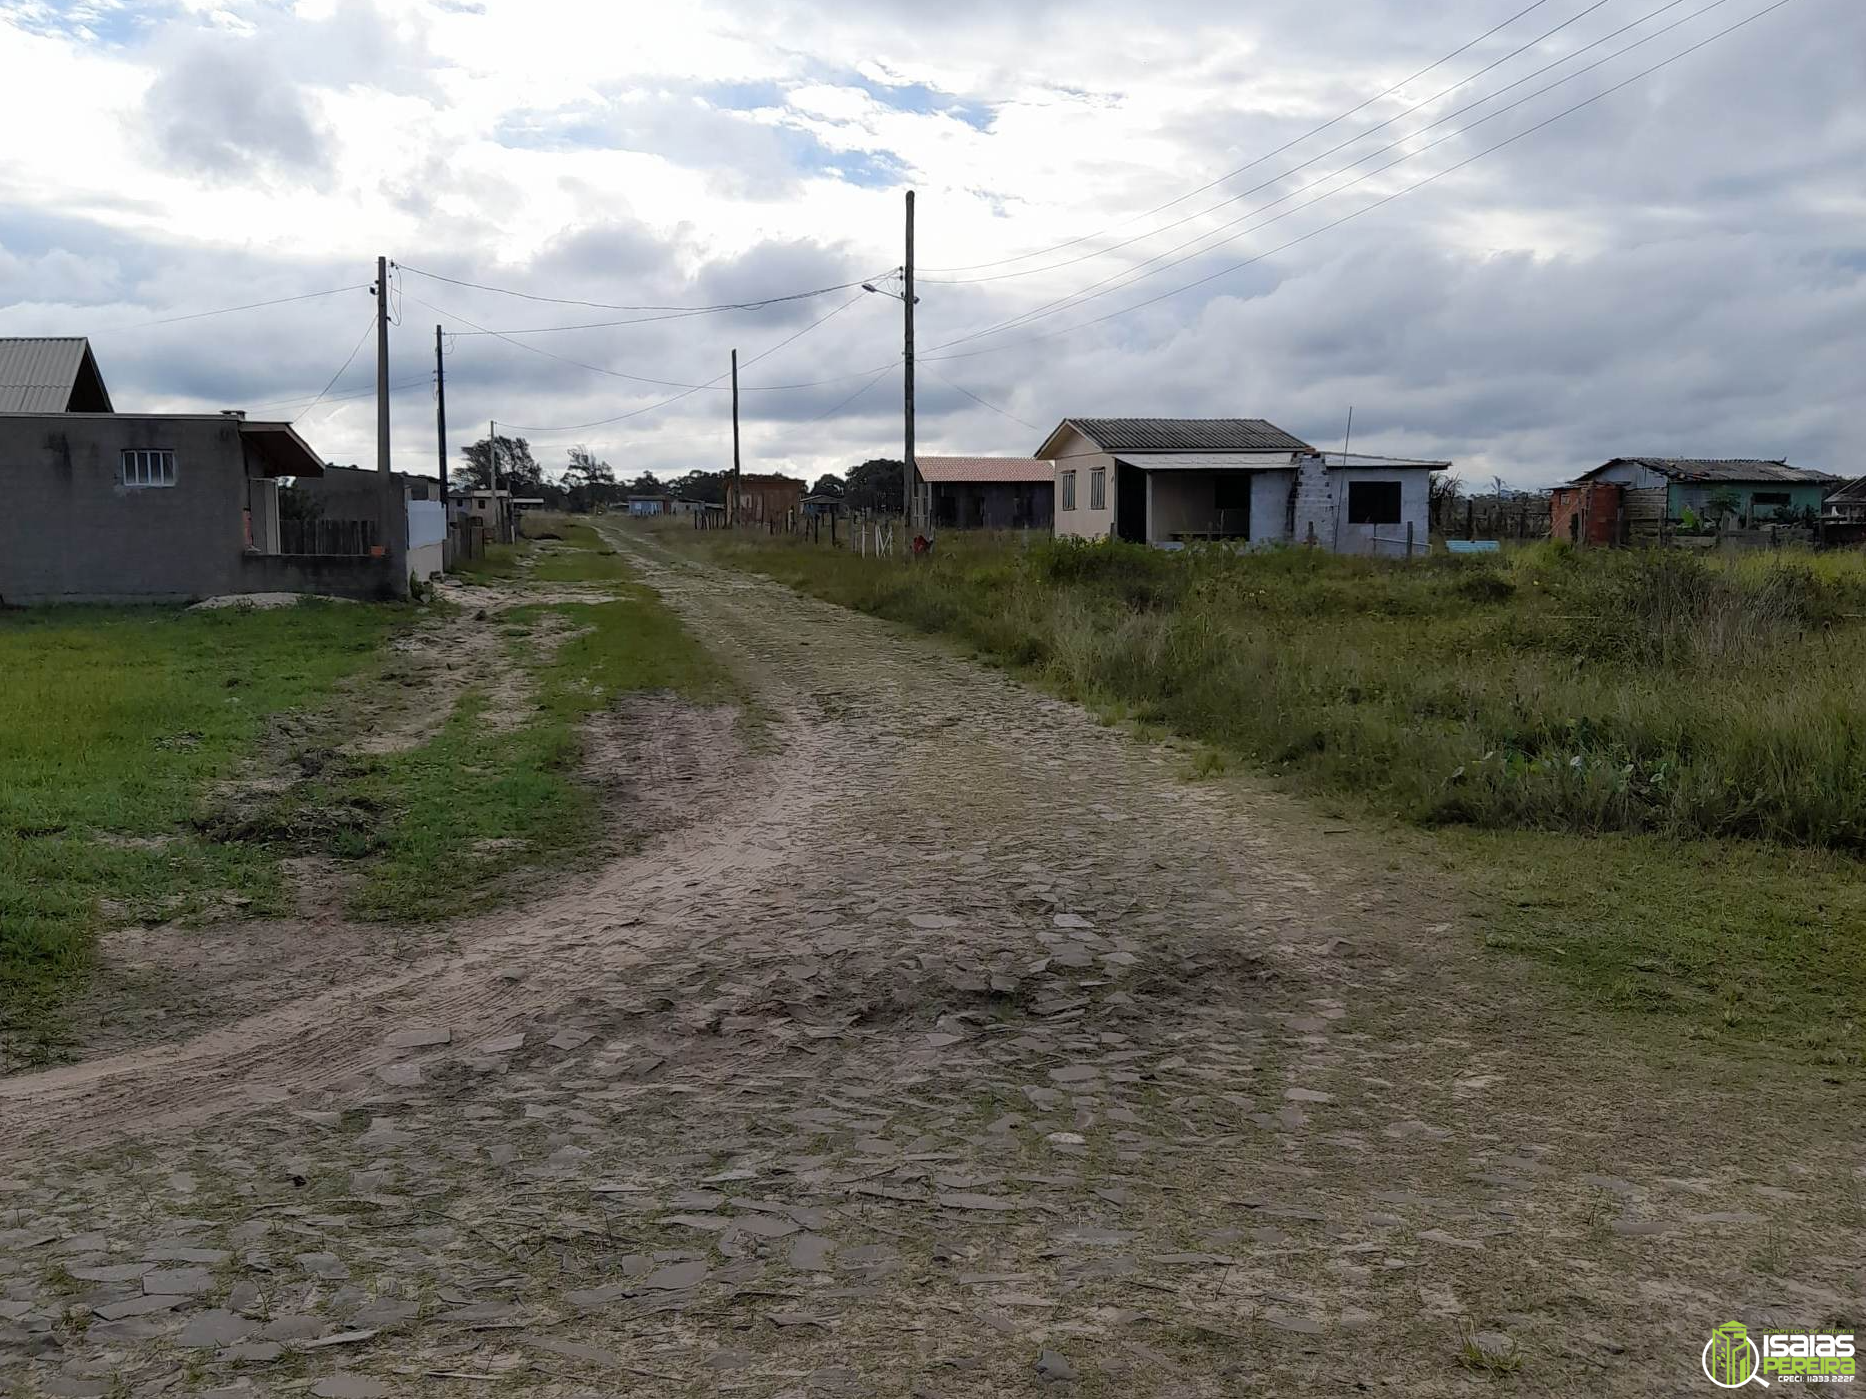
[340,584,730,921]
[0,601,404,1055]
[668,524,1865,1067]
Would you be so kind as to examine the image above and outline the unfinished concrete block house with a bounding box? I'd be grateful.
[1039,417,1445,557]
[0,337,409,604]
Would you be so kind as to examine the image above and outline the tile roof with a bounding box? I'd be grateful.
[1598,457,1837,484]
[917,454,1052,483]
[0,336,112,413]
[1062,418,1314,453]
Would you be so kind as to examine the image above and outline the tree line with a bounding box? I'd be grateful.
[455,437,908,514]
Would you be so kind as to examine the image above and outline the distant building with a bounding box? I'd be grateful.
[627,493,675,516]
[0,337,408,603]
[1040,417,1443,557]
[1558,457,1837,543]
[918,455,1054,530]
[733,472,804,524]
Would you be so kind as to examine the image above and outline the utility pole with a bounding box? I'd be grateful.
[903,189,916,529]
[489,418,502,542]
[434,325,447,503]
[374,256,407,593]
[730,348,741,528]
[376,257,391,475]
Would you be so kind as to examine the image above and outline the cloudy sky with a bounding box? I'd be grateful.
[0,0,1858,487]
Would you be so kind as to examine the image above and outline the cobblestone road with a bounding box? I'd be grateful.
[2,526,1859,1398]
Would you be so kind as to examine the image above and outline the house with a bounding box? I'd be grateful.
[0,337,408,604]
[919,456,1054,530]
[1558,457,1838,543]
[449,486,515,542]
[800,493,844,517]
[1819,477,1866,547]
[627,493,675,516]
[732,472,804,525]
[1039,417,1443,557]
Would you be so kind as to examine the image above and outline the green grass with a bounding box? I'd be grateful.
[0,601,404,1052]
[453,513,634,583]
[679,528,1866,1065]
[341,585,729,920]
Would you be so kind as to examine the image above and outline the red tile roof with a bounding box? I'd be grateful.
[917,455,1052,483]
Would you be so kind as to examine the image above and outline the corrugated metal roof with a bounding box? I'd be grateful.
[917,455,1051,483]
[1066,418,1314,453]
[1596,457,1837,484]
[0,337,88,411]
[1108,450,1302,471]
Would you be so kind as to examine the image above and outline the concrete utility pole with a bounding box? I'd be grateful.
[903,189,916,528]
[376,257,391,475]
[434,325,447,503]
[374,256,407,593]
[730,348,741,527]
[489,418,502,542]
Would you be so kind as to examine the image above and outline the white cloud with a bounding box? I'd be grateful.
[0,0,1859,486]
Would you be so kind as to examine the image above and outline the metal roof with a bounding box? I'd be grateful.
[0,336,113,412]
[1108,450,1304,471]
[1590,456,1837,484]
[1058,418,1314,454]
[917,454,1052,483]
[1331,451,1453,469]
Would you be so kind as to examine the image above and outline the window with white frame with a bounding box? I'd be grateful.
[1089,467,1106,511]
[1060,470,1077,511]
[121,449,176,488]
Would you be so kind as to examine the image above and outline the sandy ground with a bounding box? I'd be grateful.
[1,525,1860,1398]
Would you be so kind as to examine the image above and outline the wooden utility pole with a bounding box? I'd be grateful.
[434,325,447,502]
[730,348,741,527]
[903,190,916,528]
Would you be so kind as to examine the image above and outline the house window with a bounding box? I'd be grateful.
[1346,480,1401,524]
[1060,470,1077,511]
[1089,468,1106,511]
[1751,492,1791,508]
[121,449,176,488]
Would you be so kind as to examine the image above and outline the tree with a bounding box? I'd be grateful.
[562,446,617,513]
[810,472,846,498]
[461,434,542,491]
[625,471,662,497]
[843,458,903,513]
[669,469,727,504]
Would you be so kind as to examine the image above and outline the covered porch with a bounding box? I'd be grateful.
[1109,452,1298,547]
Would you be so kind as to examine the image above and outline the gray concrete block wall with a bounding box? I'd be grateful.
[0,414,255,603]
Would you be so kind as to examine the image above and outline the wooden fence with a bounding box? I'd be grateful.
[279,518,377,556]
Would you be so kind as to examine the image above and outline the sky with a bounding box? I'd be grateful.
[0,0,1859,489]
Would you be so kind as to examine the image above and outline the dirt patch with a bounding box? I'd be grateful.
[580,691,747,848]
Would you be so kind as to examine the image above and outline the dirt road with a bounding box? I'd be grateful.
[2,526,1859,1397]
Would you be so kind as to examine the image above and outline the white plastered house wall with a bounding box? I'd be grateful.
[1040,423,1116,540]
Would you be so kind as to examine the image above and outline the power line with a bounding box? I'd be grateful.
[920,0,1796,366]
[248,375,430,415]
[802,361,900,424]
[925,0,1767,360]
[88,286,367,335]
[918,0,1558,275]
[292,313,378,424]
[920,0,1620,288]
[498,289,873,434]
[396,261,883,314]
[924,368,1044,432]
[407,290,895,393]
[927,0,1727,352]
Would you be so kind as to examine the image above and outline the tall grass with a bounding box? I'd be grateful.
[699,533,1866,851]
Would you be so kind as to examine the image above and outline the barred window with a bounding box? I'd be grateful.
[121,449,176,488]
[1089,468,1106,510]
[1060,470,1077,511]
